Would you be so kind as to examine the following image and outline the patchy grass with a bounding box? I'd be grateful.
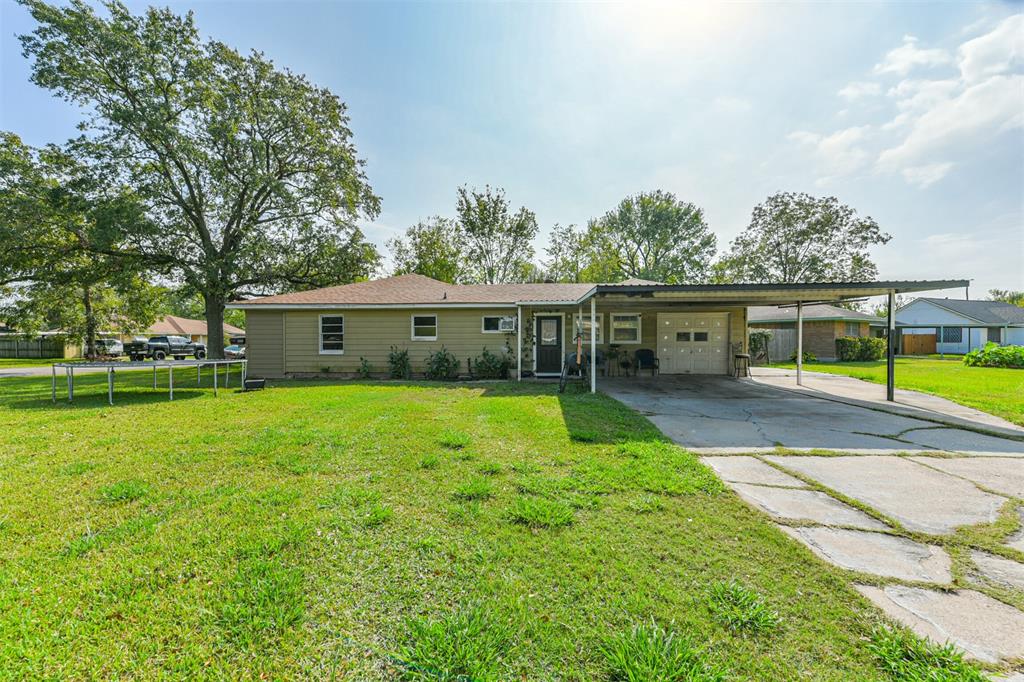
[771,357,1024,426]
[0,371,893,679]
[453,476,493,501]
[506,496,574,529]
[707,580,781,635]
[869,625,987,681]
[418,454,440,470]
[437,428,470,450]
[601,620,725,682]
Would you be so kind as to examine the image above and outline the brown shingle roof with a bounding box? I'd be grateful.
[234,274,594,306]
[148,315,244,336]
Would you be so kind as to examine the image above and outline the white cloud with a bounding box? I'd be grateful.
[838,81,882,99]
[788,125,872,179]
[900,162,954,188]
[874,35,953,75]
[958,13,1024,83]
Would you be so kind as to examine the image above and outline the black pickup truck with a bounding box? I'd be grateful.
[124,335,207,361]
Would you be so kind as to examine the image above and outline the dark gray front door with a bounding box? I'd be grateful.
[535,316,562,374]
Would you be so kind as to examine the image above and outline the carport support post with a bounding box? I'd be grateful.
[886,290,896,402]
[939,326,944,359]
[516,306,522,381]
[590,297,596,393]
[796,301,803,386]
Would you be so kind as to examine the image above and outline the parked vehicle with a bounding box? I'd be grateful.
[124,335,207,361]
[88,338,123,357]
[224,344,246,359]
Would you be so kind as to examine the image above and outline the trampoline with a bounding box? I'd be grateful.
[52,359,248,405]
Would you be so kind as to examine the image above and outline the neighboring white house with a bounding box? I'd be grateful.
[897,298,1024,354]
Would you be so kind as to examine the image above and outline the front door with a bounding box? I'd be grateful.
[535,316,562,375]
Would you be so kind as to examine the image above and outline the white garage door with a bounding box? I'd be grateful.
[657,313,730,374]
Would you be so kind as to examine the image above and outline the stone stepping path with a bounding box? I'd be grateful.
[855,585,1024,664]
[780,526,952,582]
[706,452,1024,668]
[763,455,1005,534]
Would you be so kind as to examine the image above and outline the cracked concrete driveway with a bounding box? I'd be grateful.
[602,375,1024,456]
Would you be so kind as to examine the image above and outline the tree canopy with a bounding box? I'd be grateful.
[0,132,161,352]
[455,185,538,284]
[989,289,1024,307]
[387,217,467,284]
[719,192,891,283]
[19,0,381,355]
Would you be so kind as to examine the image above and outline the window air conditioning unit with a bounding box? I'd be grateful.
[498,317,517,332]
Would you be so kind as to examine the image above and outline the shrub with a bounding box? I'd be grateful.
[963,342,1024,368]
[387,346,412,379]
[788,349,816,363]
[507,497,574,528]
[869,625,986,681]
[471,347,512,379]
[836,336,886,361]
[424,346,460,380]
[357,357,374,378]
[601,619,725,682]
[707,580,780,634]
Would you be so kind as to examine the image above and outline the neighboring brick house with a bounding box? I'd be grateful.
[748,304,883,361]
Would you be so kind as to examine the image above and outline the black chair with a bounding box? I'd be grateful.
[633,349,659,376]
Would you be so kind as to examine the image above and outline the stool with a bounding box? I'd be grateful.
[733,353,751,378]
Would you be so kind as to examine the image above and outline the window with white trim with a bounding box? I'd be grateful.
[571,313,603,343]
[482,315,516,333]
[319,315,344,354]
[844,322,861,337]
[610,313,642,343]
[411,314,438,340]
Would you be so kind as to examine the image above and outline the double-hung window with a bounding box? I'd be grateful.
[411,314,438,340]
[319,315,344,354]
[610,313,642,343]
[571,313,603,344]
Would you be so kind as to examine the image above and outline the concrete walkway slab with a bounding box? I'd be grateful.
[899,428,1024,457]
[729,482,887,530]
[780,526,951,582]
[855,584,1024,663]
[752,367,1024,436]
[971,550,1024,591]
[764,455,1006,535]
[910,456,1024,498]
[1008,510,1024,553]
[703,456,807,487]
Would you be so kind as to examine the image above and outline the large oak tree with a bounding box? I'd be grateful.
[19,0,381,356]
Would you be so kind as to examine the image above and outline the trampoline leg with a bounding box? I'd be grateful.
[51,365,56,403]
[68,367,74,403]
[197,365,201,386]
[107,368,113,406]
[242,360,247,384]
[169,366,174,401]
[225,362,229,388]
[153,365,157,389]
[214,362,218,396]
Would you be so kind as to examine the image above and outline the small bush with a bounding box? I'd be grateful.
[507,497,574,528]
[869,625,986,681]
[388,346,412,379]
[707,580,779,634]
[424,346,460,380]
[471,347,512,380]
[963,342,1024,368]
[788,349,817,363]
[836,336,886,361]
[601,619,725,682]
[438,429,470,450]
[400,605,511,681]
[98,479,148,504]
[357,357,374,378]
[453,476,492,501]
[418,454,440,470]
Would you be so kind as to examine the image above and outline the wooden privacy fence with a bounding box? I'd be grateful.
[0,337,66,358]
[753,328,797,365]
[901,333,936,355]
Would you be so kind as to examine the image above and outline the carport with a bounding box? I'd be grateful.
[553,280,968,398]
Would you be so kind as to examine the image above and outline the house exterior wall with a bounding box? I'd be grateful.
[245,303,748,378]
[748,320,868,360]
[895,300,1019,354]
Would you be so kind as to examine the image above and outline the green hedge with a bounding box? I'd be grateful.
[835,336,887,361]
[963,343,1024,368]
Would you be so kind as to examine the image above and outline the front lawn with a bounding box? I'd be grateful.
[1,373,893,679]
[0,357,71,368]
[772,357,1024,426]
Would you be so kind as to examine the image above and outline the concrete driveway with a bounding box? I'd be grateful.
[601,375,1024,456]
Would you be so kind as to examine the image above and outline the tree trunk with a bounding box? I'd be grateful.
[204,290,227,359]
[83,285,97,360]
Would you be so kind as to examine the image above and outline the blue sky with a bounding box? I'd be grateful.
[2,1,1022,298]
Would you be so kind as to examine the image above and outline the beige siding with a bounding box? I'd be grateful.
[246,310,285,377]
[282,308,517,375]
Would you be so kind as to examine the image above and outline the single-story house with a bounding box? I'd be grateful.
[229,274,964,392]
[897,298,1024,354]
[111,315,244,346]
[748,304,884,361]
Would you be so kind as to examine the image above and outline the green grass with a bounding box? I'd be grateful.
[0,370,909,679]
[869,625,987,681]
[0,356,72,368]
[707,580,781,635]
[772,357,1024,425]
